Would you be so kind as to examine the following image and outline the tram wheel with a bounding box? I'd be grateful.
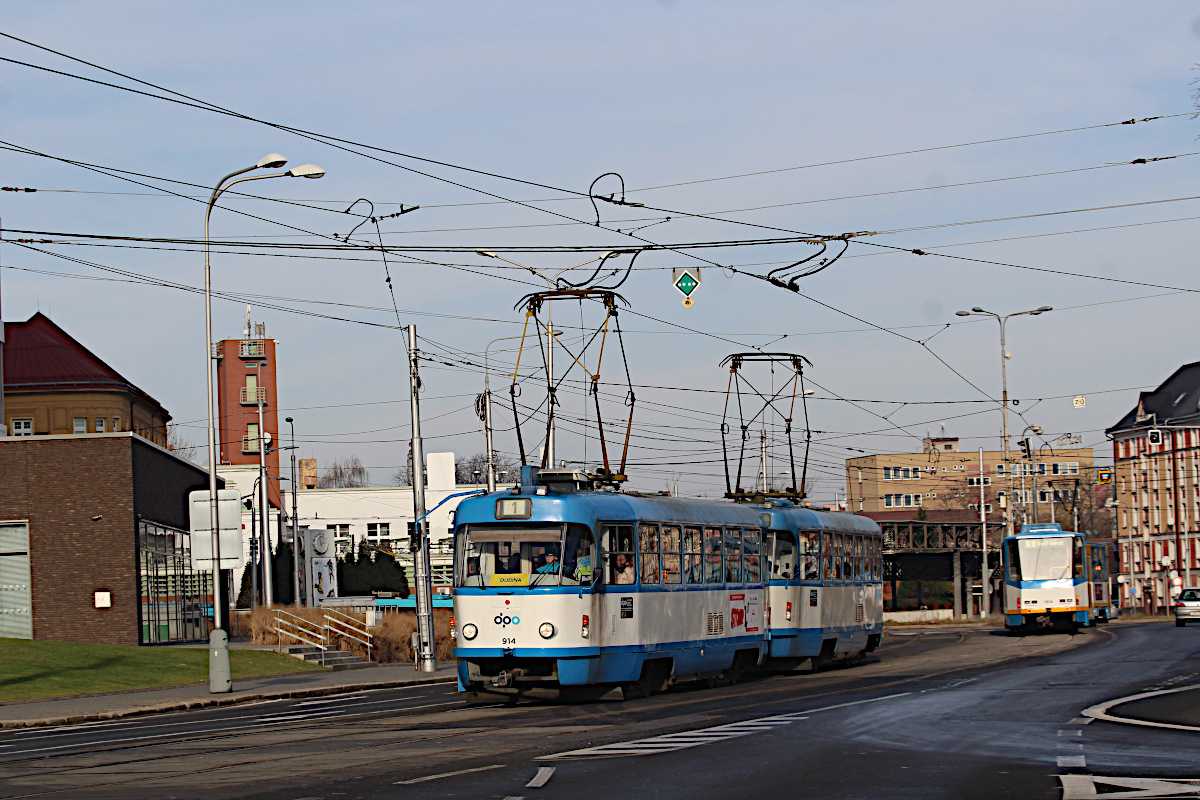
[621,659,670,700]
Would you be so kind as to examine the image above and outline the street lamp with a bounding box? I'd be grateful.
[203,154,325,692]
[954,306,1051,538]
[285,416,300,606]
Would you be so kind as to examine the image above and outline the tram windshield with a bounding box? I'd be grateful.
[1007,535,1080,581]
[456,524,596,588]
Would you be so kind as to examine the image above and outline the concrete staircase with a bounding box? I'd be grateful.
[283,645,375,671]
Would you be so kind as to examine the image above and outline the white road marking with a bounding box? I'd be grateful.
[292,693,370,707]
[526,766,556,788]
[1082,683,1200,733]
[503,796,525,800]
[544,690,913,761]
[394,764,506,784]
[1058,729,1082,737]
[1061,775,1200,799]
[1057,756,1086,768]
[1068,717,1094,725]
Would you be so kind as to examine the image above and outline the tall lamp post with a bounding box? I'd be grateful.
[955,306,1051,540]
[204,155,325,691]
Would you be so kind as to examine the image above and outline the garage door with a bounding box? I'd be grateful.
[0,521,32,639]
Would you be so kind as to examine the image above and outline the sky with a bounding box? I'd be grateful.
[3,2,1200,501]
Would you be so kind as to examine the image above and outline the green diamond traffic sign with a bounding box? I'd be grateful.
[673,268,701,297]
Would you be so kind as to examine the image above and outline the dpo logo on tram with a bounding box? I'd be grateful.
[494,614,521,628]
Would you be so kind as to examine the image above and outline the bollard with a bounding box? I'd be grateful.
[209,628,232,694]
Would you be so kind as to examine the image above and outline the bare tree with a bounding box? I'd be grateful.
[319,455,369,488]
[166,424,202,465]
[456,451,519,484]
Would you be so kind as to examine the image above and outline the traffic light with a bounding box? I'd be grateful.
[1018,439,1033,460]
[1148,429,1163,446]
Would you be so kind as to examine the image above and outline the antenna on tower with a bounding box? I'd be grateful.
[244,306,252,338]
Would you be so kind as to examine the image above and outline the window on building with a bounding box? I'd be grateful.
[327,523,352,555]
[11,419,33,436]
[73,417,87,434]
[996,464,1005,475]
[913,494,923,507]
[1070,462,1079,475]
[245,423,260,453]
[883,467,892,480]
[884,495,893,508]
[112,417,120,432]
[95,418,106,433]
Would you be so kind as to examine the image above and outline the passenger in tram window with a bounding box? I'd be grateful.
[661,526,682,585]
[725,529,743,583]
[823,533,833,580]
[831,534,842,580]
[612,553,636,584]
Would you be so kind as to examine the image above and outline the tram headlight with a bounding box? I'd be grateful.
[539,622,556,639]
[461,623,478,641]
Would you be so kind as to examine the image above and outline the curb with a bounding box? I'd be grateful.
[0,673,458,730]
[1082,683,1200,733]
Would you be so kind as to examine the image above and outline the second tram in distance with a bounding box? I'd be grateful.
[451,468,883,699]
[1002,522,1117,633]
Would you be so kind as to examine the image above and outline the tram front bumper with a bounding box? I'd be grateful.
[457,650,602,692]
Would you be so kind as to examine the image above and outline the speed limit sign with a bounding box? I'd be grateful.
[1173,576,1184,587]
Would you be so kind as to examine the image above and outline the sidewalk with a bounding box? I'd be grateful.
[0,661,458,729]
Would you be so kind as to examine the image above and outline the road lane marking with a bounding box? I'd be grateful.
[525,767,555,788]
[1061,775,1200,799]
[394,764,505,784]
[1067,718,1093,725]
[1057,756,1086,768]
[1082,683,1200,733]
[293,694,370,707]
[1058,729,1082,737]
[542,691,911,760]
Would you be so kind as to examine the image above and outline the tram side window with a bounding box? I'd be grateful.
[1005,539,1021,582]
[853,536,864,582]
[704,527,724,584]
[558,524,597,586]
[1091,547,1105,581]
[823,533,834,580]
[842,534,852,582]
[725,528,743,583]
[662,525,683,585]
[602,524,636,585]
[1073,537,1086,580]
[799,531,820,580]
[683,526,703,584]
[639,523,661,585]
[743,529,762,583]
[769,530,797,580]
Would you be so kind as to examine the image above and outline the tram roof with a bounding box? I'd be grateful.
[455,490,769,528]
[762,505,881,535]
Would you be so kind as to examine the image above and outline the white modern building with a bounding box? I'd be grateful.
[218,451,501,589]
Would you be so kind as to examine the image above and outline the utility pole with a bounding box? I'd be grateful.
[546,319,556,469]
[408,324,437,672]
[979,447,989,616]
[256,360,272,606]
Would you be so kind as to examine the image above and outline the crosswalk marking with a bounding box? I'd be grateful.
[1057,756,1087,768]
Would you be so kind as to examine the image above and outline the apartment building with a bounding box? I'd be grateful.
[1108,362,1200,611]
[846,436,1094,524]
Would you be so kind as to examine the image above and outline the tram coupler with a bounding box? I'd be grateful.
[491,668,527,688]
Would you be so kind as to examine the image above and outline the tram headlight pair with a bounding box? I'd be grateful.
[539,622,556,639]
[461,623,478,641]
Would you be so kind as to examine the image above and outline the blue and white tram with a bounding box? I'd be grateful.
[1002,523,1092,632]
[757,502,884,667]
[451,470,883,698]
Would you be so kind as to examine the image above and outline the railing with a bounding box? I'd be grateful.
[271,608,375,665]
[240,387,267,405]
[239,340,266,358]
[273,609,328,666]
[324,607,374,663]
[242,435,261,453]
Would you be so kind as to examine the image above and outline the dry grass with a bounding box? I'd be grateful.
[247,605,454,663]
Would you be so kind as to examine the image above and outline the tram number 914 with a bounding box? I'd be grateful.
[502,637,517,647]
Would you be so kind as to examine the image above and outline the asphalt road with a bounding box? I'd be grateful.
[1,622,1196,800]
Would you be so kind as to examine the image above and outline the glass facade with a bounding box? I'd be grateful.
[138,521,211,643]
